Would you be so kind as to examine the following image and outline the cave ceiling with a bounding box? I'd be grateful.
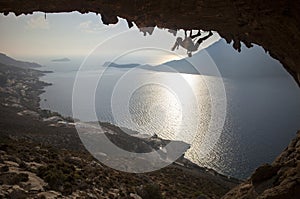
[1,0,300,84]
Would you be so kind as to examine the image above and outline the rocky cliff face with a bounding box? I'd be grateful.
[223,131,300,199]
[1,0,300,85]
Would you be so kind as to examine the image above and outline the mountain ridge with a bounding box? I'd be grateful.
[104,39,289,78]
[0,53,42,69]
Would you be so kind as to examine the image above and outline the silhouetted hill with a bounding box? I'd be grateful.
[161,39,287,78]
[0,53,42,69]
[105,40,287,78]
[206,39,287,78]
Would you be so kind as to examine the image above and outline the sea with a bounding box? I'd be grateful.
[35,40,300,179]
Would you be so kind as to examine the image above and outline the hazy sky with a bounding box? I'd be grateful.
[0,12,220,64]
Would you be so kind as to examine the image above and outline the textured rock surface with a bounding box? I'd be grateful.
[0,136,237,198]
[222,131,300,199]
[0,0,300,85]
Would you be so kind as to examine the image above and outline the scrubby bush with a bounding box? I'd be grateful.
[0,165,9,172]
[17,173,29,182]
[37,161,83,195]
[137,183,163,199]
[0,172,28,185]
[18,161,27,169]
[0,75,7,86]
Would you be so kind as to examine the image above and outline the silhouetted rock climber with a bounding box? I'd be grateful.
[171,30,213,57]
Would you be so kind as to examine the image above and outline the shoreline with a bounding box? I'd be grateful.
[0,63,240,198]
[36,66,241,182]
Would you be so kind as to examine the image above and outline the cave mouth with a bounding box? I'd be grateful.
[1,0,300,87]
[1,11,299,179]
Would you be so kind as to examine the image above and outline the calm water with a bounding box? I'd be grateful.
[38,40,300,179]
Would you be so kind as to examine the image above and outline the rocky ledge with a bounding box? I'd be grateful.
[223,131,300,199]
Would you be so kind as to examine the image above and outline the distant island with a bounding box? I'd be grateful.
[103,61,140,68]
[51,57,71,62]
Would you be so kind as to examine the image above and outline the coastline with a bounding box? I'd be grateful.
[0,63,240,198]
[36,65,239,182]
